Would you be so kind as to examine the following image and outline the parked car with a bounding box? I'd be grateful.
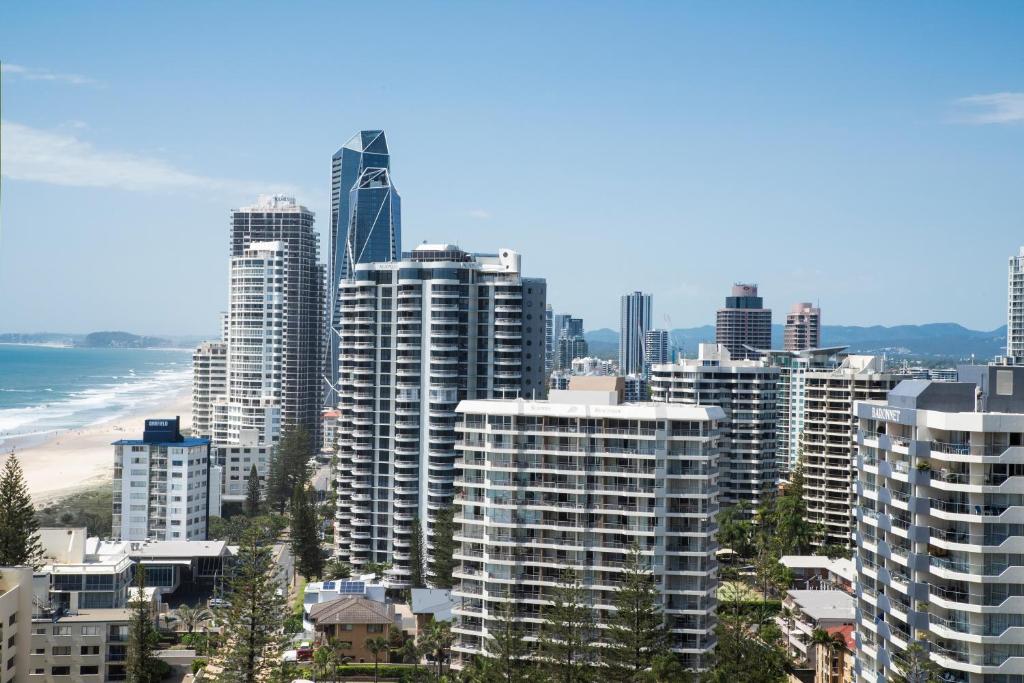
[296,643,314,662]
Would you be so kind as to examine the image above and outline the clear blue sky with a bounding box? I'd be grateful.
[2,2,1022,336]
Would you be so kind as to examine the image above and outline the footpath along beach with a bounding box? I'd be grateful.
[0,390,192,505]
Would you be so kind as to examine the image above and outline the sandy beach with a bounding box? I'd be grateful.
[0,390,193,505]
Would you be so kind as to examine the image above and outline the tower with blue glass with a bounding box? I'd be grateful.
[325,131,401,406]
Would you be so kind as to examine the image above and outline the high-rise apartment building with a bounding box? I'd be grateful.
[651,343,779,511]
[802,356,906,546]
[620,291,653,376]
[544,305,554,374]
[326,132,401,405]
[554,334,588,372]
[111,417,219,542]
[761,346,846,478]
[451,383,723,671]
[853,365,1024,683]
[716,283,771,360]
[1008,247,1024,362]
[191,341,226,440]
[333,244,546,584]
[212,240,286,448]
[226,195,324,438]
[784,302,821,351]
[644,328,671,378]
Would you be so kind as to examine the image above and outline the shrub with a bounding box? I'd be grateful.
[191,658,207,674]
[336,663,418,681]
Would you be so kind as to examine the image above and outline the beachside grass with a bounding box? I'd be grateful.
[36,484,112,537]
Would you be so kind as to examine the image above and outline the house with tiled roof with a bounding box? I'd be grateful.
[307,597,397,663]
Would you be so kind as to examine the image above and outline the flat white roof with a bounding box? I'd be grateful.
[456,398,724,421]
[780,555,855,582]
[787,590,855,622]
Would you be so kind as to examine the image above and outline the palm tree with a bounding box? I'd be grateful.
[173,602,213,635]
[366,637,388,683]
[809,628,846,682]
[312,644,338,682]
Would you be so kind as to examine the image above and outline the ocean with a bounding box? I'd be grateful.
[0,344,193,449]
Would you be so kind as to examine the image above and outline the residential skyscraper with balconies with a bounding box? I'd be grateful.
[620,291,652,376]
[451,382,723,671]
[191,341,226,440]
[716,283,771,360]
[644,328,671,378]
[802,355,906,546]
[1008,247,1024,362]
[760,346,846,478]
[853,365,1024,683]
[784,302,821,351]
[333,244,546,585]
[651,343,779,512]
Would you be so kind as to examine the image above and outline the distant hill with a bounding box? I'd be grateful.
[78,331,173,349]
[585,323,1007,362]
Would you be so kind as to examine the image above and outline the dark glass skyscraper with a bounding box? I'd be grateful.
[325,131,401,405]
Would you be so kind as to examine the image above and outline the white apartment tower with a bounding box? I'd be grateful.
[853,366,1024,683]
[620,291,653,377]
[213,240,286,448]
[802,356,906,546]
[451,384,723,671]
[651,343,779,512]
[333,244,546,585]
[644,328,671,378]
[111,417,219,541]
[761,346,846,478]
[191,341,226,440]
[1008,247,1024,362]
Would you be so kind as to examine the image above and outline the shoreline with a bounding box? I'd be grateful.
[1,389,193,506]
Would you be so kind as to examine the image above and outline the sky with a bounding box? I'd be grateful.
[1,2,1023,336]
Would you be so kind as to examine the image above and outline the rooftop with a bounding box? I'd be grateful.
[456,396,725,422]
[308,596,394,626]
[786,590,855,622]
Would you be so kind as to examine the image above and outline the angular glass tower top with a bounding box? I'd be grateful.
[343,167,401,273]
[325,130,401,407]
[330,130,393,284]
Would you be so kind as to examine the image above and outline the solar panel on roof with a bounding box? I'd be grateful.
[340,581,365,594]
[323,581,336,590]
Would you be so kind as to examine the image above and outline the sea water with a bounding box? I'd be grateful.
[0,344,193,450]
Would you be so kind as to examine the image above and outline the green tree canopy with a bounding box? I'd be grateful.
[0,455,43,568]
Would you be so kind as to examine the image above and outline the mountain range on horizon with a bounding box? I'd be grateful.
[584,322,1008,362]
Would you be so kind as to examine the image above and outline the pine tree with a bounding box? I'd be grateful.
[126,566,158,682]
[218,529,287,682]
[602,544,671,681]
[0,455,43,568]
[409,516,426,588]
[267,425,312,513]
[244,464,262,517]
[428,504,457,588]
[538,570,597,683]
[290,484,324,580]
[484,589,532,683]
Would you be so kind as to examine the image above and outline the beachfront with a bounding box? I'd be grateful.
[0,390,192,504]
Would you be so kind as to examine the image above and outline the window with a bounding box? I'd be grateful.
[81,645,100,655]
[32,627,46,635]
[79,665,100,675]
[52,647,71,656]
[338,624,353,631]
[51,667,71,676]
[33,648,44,655]
[52,626,71,636]
[7,613,15,626]
[367,624,384,633]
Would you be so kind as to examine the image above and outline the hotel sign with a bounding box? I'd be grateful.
[870,407,901,422]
